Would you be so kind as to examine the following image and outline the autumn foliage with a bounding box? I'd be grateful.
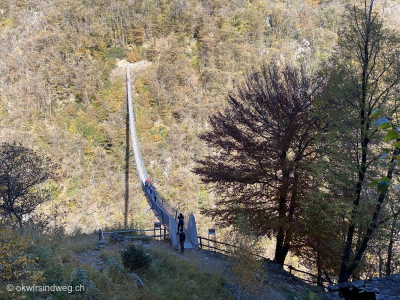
[194,62,326,265]
[0,214,44,284]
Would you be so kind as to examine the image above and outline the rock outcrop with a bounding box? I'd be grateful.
[328,274,400,300]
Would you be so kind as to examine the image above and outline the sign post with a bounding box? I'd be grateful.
[208,228,216,251]
[154,222,162,239]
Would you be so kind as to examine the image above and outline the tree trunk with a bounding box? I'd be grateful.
[378,248,383,277]
[317,252,323,286]
[339,3,372,282]
[338,137,368,282]
[274,150,291,265]
[339,148,398,282]
[386,215,397,276]
[274,229,290,265]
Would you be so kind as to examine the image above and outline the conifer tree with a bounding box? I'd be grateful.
[194,62,326,265]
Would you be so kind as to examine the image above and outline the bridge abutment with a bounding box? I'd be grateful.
[187,214,199,248]
[169,214,179,249]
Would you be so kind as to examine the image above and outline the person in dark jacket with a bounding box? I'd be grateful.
[149,185,154,196]
[179,229,186,253]
[177,213,184,233]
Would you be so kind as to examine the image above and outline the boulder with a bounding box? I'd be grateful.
[127,272,145,288]
[328,274,400,300]
[110,232,126,242]
[95,239,108,250]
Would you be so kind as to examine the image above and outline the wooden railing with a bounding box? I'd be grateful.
[198,236,326,286]
[99,228,169,241]
[198,236,237,255]
[283,264,325,285]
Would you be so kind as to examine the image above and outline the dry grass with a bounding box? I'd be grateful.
[0,232,235,300]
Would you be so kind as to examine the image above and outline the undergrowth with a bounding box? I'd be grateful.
[0,231,234,300]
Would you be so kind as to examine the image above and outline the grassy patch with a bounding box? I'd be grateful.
[0,232,234,300]
[137,242,234,300]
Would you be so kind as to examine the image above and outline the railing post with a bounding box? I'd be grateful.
[317,268,323,286]
[199,236,203,249]
[98,229,104,240]
[289,265,293,275]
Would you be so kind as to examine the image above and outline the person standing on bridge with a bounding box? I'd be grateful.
[179,228,186,253]
[177,213,184,233]
[149,185,154,197]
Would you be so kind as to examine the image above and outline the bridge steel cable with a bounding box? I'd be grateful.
[126,64,197,248]
[126,64,148,184]
[126,64,167,222]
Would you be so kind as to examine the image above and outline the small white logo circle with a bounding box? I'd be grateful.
[6,284,14,291]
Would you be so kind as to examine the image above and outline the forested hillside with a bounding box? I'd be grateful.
[0,0,344,231]
[1,0,400,286]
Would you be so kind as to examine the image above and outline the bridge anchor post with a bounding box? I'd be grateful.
[169,214,178,249]
[187,214,199,248]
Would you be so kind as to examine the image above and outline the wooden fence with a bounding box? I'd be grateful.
[98,231,325,285]
[99,228,169,242]
[198,236,325,286]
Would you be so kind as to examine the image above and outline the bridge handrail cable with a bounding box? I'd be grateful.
[126,64,188,232]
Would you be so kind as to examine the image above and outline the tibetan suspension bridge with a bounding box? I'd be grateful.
[126,63,198,249]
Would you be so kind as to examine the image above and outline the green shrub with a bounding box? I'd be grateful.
[107,47,126,60]
[70,268,100,298]
[107,256,126,283]
[120,245,152,272]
